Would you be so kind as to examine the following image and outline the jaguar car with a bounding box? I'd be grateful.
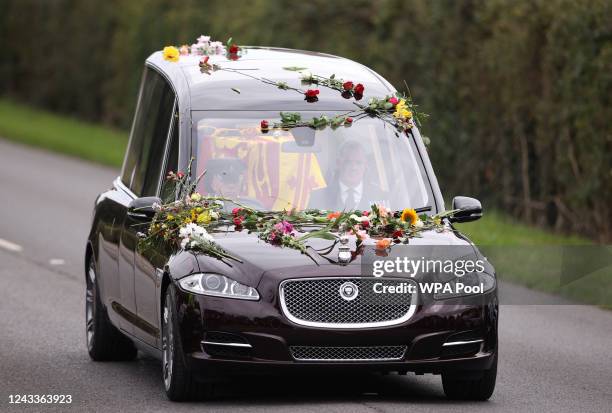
[85,46,498,401]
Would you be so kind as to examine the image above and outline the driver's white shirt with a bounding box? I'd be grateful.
[339,181,363,206]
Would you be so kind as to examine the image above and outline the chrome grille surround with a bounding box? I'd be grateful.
[290,345,407,362]
[279,277,418,329]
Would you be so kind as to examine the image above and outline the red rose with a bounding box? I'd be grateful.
[229,44,239,54]
[354,83,365,95]
[260,120,269,130]
[392,230,403,238]
[233,216,244,226]
[199,56,210,66]
[232,207,242,216]
[305,89,320,98]
[362,211,370,216]
[342,81,354,91]
[361,220,370,229]
[345,117,353,124]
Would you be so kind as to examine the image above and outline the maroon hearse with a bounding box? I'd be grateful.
[85,46,498,401]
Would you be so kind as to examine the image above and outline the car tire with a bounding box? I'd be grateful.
[162,284,214,401]
[86,257,137,361]
[441,353,497,401]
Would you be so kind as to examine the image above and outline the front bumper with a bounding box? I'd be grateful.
[173,283,498,376]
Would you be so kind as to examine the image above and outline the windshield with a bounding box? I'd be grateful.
[192,111,432,212]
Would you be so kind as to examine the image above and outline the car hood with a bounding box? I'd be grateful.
[192,227,480,289]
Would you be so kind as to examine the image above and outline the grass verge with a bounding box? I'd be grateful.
[0,99,127,167]
[457,212,610,308]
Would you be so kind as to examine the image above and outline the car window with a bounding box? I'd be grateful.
[159,108,179,202]
[121,66,176,196]
[192,112,432,212]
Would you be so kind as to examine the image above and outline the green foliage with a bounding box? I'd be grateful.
[0,99,127,167]
[0,0,610,240]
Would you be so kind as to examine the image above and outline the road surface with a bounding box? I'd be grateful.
[0,139,610,412]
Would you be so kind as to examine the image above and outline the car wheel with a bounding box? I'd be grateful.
[86,257,137,361]
[162,284,214,401]
[442,353,497,401]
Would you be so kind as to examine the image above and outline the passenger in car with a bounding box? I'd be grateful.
[308,141,389,211]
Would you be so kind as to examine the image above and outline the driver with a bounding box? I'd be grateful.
[308,141,388,211]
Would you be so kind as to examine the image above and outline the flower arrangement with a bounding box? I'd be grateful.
[160,35,428,141]
[138,164,455,262]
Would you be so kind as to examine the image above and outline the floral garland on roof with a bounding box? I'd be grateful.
[161,35,428,142]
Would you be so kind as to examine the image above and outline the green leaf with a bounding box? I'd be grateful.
[309,232,338,241]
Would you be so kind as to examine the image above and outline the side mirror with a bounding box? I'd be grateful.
[127,196,161,220]
[449,196,482,223]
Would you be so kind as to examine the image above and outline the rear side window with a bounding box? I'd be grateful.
[121,66,176,196]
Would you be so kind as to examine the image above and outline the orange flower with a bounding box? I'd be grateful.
[327,211,341,220]
[400,208,418,225]
[375,238,391,250]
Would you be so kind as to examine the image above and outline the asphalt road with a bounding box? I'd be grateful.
[0,139,611,412]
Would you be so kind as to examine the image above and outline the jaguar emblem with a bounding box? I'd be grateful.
[339,281,359,301]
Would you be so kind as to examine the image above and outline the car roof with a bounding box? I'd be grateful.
[146,46,396,111]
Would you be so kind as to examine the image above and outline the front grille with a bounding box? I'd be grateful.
[290,345,407,362]
[280,277,417,328]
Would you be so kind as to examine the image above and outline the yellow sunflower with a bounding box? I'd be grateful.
[400,208,418,225]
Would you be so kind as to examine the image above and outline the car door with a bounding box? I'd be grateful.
[116,66,177,340]
[132,105,179,347]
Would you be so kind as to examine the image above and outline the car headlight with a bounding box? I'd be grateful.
[433,272,496,300]
[178,273,260,300]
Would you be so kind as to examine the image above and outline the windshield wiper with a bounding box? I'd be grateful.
[414,206,432,213]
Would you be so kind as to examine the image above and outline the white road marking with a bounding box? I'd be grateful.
[49,258,65,266]
[0,238,23,252]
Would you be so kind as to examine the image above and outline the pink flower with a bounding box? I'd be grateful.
[274,220,294,234]
[377,204,389,218]
[356,230,369,241]
[179,45,190,56]
[345,117,353,124]
[389,97,399,105]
